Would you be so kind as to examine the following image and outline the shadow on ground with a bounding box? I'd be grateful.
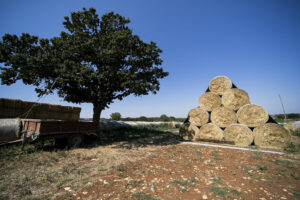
[0,126,182,153]
[88,126,181,149]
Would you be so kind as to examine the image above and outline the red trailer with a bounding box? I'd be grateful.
[21,119,98,147]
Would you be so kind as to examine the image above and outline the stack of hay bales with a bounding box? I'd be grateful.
[179,76,291,149]
[0,98,81,121]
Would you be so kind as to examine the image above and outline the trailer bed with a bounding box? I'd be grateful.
[22,119,98,136]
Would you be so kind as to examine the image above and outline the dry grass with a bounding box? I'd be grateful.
[0,125,180,200]
[0,142,158,200]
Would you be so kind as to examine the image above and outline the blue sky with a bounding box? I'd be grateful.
[0,0,299,118]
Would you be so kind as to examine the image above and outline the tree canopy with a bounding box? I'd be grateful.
[0,8,168,122]
[110,112,121,121]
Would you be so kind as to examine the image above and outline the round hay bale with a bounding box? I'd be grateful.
[222,88,250,110]
[253,123,291,148]
[194,123,224,141]
[237,104,269,127]
[188,108,209,126]
[211,107,237,128]
[224,124,253,146]
[198,92,221,111]
[179,123,199,141]
[209,76,232,95]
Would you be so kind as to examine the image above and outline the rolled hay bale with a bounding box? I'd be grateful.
[253,123,291,148]
[224,124,253,146]
[222,88,250,110]
[209,76,232,95]
[211,107,237,128]
[179,123,199,140]
[188,108,209,126]
[198,92,221,111]
[237,104,269,127]
[194,123,224,141]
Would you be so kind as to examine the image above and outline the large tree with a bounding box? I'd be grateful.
[0,8,168,122]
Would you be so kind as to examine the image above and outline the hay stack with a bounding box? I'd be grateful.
[253,123,291,148]
[198,92,221,111]
[209,76,232,95]
[181,76,286,149]
[222,88,250,110]
[237,104,269,127]
[211,107,237,128]
[179,123,199,141]
[194,123,224,141]
[224,124,253,146]
[0,98,81,121]
[188,108,209,126]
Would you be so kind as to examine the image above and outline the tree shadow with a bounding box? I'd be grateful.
[0,126,182,153]
[86,126,182,149]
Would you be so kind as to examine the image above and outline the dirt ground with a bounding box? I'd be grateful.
[1,128,300,200]
[58,143,300,200]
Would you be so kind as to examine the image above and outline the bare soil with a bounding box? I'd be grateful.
[59,143,300,200]
[1,128,299,200]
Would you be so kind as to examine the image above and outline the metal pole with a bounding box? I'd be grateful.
[278,94,286,121]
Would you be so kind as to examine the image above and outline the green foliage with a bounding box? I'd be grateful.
[138,116,149,121]
[275,113,300,119]
[273,159,295,168]
[0,8,168,122]
[110,112,121,121]
[132,192,158,200]
[285,142,300,153]
[119,116,185,122]
[159,114,169,122]
[256,165,267,171]
[290,129,300,137]
[209,185,228,198]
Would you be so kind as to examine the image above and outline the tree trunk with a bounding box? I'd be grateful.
[92,103,102,123]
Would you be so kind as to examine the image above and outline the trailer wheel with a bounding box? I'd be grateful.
[55,138,67,147]
[67,134,84,147]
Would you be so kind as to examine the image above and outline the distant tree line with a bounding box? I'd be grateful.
[273,113,300,120]
[88,113,186,122]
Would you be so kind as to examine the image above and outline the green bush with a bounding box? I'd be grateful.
[138,116,149,121]
[290,129,300,137]
[110,112,121,121]
[160,114,169,122]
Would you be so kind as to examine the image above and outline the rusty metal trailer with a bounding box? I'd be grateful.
[0,119,98,148]
[21,119,98,147]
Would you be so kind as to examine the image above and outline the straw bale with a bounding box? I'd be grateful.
[179,123,198,140]
[224,124,253,146]
[0,98,81,121]
[198,92,221,111]
[209,76,232,95]
[188,108,209,126]
[2,98,20,108]
[237,104,269,127]
[253,123,291,148]
[222,88,250,110]
[211,107,237,128]
[194,123,224,141]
